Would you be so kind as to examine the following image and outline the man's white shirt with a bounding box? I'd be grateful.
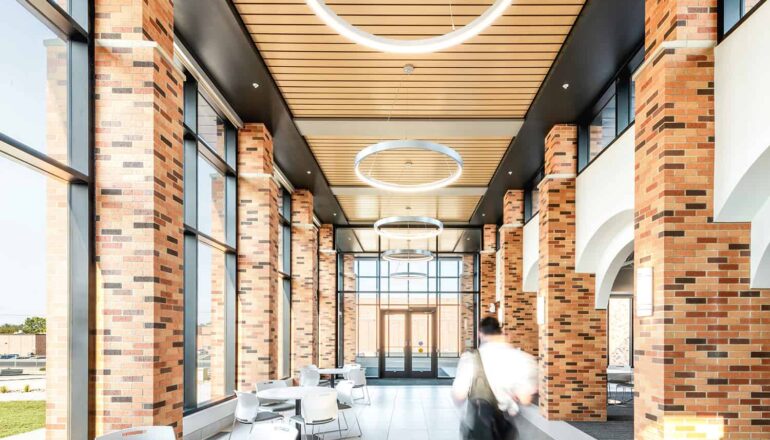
[452,341,538,416]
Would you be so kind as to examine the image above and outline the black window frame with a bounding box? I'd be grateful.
[0,1,91,438]
[719,0,767,41]
[277,187,292,379]
[182,77,238,413]
[523,166,544,224]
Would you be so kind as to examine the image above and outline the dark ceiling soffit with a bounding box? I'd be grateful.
[469,0,645,226]
[174,0,348,225]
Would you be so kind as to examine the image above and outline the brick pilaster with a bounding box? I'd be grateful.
[318,225,337,368]
[92,0,184,435]
[237,124,279,386]
[499,190,537,355]
[291,190,319,378]
[342,255,357,363]
[538,125,607,421]
[634,1,770,437]
[480,224,497,315]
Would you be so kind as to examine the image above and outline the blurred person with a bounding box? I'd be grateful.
[452,316,538,440]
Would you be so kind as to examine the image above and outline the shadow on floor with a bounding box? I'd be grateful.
[567,402,634,440]
[367,378,453,386]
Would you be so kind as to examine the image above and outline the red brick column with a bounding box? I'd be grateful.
[499,190,537,355]
[92,0,184,434]
[460,255,476,351]
[237,124,279,386]
[634,1,770,437]
[318,225,337,368]
[291,190,319,377]
[480,224,497,316]
[538,125,607,421]
[342,255,357,363]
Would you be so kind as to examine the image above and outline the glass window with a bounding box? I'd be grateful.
[197,94,226,157]
[0,2,68,163]
[589,95,617,161]
[0,155,69,437]
[197,154,226,241]
[608,296,632,367]
[196,242,227,405]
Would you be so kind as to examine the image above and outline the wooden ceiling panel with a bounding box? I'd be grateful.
[233,0,584,118]
[336,194,481,223]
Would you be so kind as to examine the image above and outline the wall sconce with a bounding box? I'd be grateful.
[636,267,653,317]
[536,295,545,325]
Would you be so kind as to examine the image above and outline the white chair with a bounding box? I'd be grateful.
[96,426,175,440]
[255,379,295,412]
[248,422,298,440]
[229,391,283,439]
[335,380,362,438]
[290,390,340,439]
[341,363,361,380]
[346,367,370,405]
[299,367,321,387]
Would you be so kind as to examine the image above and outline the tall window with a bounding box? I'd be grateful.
[0,1,90,438]
[720,0,765,38]
[523,166,544,223]
[608,295,633,367]
[182,79,238,411]
[277,186,292,378]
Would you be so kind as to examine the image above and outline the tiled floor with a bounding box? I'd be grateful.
[220,385,554,440]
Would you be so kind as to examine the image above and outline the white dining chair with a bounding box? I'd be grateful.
[341,363,361,380]
[299,366,321,387]
[346,367,370,405]
[255,379,295,412]
[335,380,362,438]
[95,426,175,440]
[248,422,298,440]
[229,391,283,439]
[290,390,340,439]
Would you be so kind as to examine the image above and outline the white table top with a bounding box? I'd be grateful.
[317,368,347,375]
[256,386,335,401]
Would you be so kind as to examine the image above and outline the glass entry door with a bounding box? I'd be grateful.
[380,309,437,378]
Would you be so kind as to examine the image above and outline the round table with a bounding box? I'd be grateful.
[317,368,348,387]
[257,386,336,440]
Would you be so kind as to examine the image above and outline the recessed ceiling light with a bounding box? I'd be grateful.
[306,170,312,175]
[252,82,259,89]
[333,212,337,216]
[507,170,513,175]
[562,83,570,90]
[466,237,470,241]
[482,213,486,217]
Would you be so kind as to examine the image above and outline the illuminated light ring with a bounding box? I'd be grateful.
[390,271,428,280]
[374,216,444,241]
[355,140,462,193]
[382,249,434,263]
[306,0,513,54]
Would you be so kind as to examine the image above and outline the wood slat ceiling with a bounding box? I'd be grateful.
[232,0,584,223]
[307,136,510,187]
[233,0,584,118]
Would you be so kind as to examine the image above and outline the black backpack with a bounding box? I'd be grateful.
[460,350,517,440]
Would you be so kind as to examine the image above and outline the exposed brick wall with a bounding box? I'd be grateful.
[236,124,278,386]
[342,254,357,363]
[290,190,319,377]
[643,0,717,56]
[634,1,770,437]
[538,125,607,422]
[92,0,185,432]
[480,224,497,316]
[461,255,476,351]
[499,190,537,355]
[318,225,337,368]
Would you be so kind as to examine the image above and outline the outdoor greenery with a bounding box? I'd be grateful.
[0,401,45,438]
[0,317,46,335]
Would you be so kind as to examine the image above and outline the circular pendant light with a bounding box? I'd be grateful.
[355,140,463,193]
[382,249,434,263]
[390,271,428,280]
[306,0,513,54]
[374,216,443,241]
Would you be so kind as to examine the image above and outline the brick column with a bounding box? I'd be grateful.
[480,224,497,316]
[538,125,607,421]
[318,225,337,368]
[460,255,476,351]
[92,0,184,434]
[634,1,770,437]
[499,190,537,355]
[342,254,357,363]
[291,190,319,377]
[237,124,279,387]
